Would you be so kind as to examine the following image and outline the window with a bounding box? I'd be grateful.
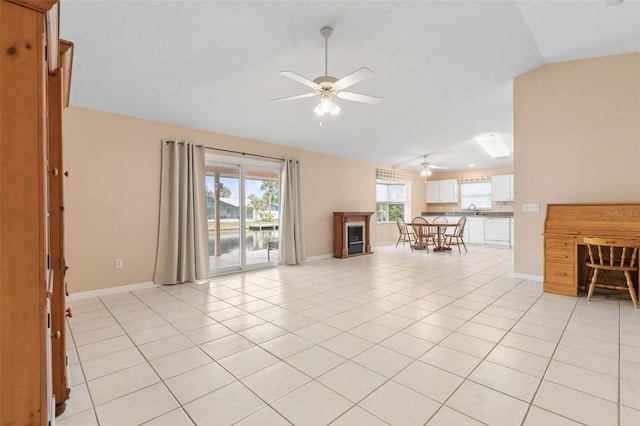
[376,182,406,222]
[460,181,492,210]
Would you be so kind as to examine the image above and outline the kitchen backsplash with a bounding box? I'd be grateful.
[425,202,514,213]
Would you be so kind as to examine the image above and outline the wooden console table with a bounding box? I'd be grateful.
[543,203,640,296]
[333,212,374,258]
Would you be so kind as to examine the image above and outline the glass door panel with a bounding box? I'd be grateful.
[206,164,241,274]
[244,167,280,267]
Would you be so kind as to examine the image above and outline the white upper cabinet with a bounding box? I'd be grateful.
[492,174,514,202]
[426,179,458,203]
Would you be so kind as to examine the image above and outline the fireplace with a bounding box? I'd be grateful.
[347,222,365,255]
[333,212,374,258]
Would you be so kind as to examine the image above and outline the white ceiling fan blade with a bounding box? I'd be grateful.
[280,71,320,90]
[334,67,374,90]
[270,92,318,103]
[336,91,382,105]
[429,164,449,170]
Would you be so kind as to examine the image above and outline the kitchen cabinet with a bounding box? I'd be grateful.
[492,174,514,202]
[426,179,458,203]
[466,216,485,244]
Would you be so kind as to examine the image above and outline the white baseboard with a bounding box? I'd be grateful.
[513,272,543,282]
[305,253,334,262]
[68,281,157,301]
[375,241,398,247]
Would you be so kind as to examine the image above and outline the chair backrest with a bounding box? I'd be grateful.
[396,217,408,233]
[432,216,448,224]
[584,237,640,269]
[411,217,429,235]
[455,216,467,236]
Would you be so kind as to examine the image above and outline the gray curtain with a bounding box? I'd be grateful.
[279,159,305,264]
[154,140,209,284]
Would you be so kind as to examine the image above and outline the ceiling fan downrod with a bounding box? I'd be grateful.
[320,26,333,77]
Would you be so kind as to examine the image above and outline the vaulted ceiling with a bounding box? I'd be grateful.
[60,0,639,172]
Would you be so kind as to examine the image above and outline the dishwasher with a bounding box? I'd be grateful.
[484,217,511,247]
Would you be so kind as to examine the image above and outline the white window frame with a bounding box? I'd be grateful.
[460,181,492,211]
[376,181,408,223]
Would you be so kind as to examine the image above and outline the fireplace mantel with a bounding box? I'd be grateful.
[333,212,374,258]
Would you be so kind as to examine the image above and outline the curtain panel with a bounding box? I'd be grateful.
[154,140,209,284]
[279,159,305,265]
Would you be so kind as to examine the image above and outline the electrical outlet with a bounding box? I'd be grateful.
[115,258,124,269]
[522,203,540,212]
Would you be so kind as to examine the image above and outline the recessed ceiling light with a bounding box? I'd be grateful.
[475,134,511,158]
[604,0,623,6]
[469,164,475,168]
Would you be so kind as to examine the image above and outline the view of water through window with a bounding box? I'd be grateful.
[208,229,277,256]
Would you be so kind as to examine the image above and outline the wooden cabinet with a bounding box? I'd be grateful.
[0,0,72,422]
[426,179,458,203]
[492,174,514,202]
[48,40,74,416]
[544,236,577,296]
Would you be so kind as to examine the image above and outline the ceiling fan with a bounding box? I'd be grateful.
[420,155,448,177]
[270,26,382,116]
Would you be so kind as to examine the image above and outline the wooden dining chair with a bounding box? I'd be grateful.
[411,217,432,250]
[429,216,448,248]
[432,216,448,225]
[396,217,416,249]
[444,216,467,253]
[584,237,639,307]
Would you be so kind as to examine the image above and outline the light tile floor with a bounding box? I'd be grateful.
[57,245,640,426]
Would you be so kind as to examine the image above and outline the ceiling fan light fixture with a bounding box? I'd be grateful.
[475,134,510,158]
[314,94,340,116]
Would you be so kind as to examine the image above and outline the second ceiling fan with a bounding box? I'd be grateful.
[271,26,382,116]
[420,155,448,177]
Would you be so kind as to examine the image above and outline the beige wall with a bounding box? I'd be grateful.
[64,107,416,293]
[514,52,640,276]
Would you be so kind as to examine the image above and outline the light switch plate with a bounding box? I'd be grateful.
[522,203,540,212]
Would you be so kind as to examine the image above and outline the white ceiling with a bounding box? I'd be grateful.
[60,0,639,172]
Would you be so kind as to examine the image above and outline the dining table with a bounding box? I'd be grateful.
[411,220,458,252]
[431,222,458,252]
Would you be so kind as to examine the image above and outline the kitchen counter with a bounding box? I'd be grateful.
[419,212,513,246]
[421,211,513,218]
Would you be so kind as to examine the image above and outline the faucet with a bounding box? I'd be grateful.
[468,204,478,215]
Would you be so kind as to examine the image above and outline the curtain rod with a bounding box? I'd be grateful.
[164,140,284,162]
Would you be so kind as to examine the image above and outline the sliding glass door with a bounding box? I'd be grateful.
[205,154,280,275]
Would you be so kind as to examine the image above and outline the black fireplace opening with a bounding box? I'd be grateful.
[347,225,364,255]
